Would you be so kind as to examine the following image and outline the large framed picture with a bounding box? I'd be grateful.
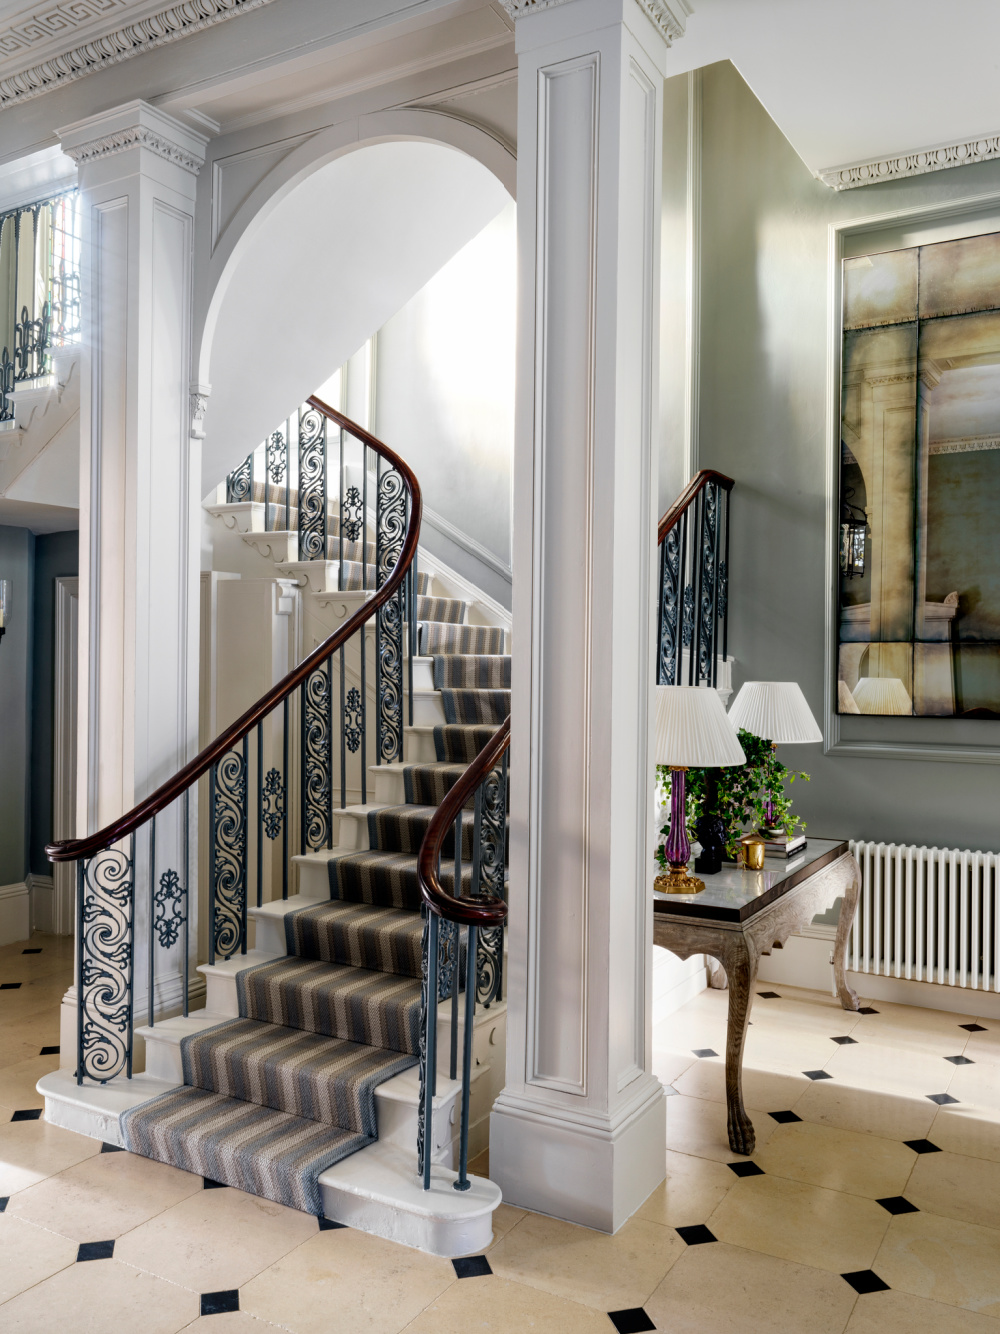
[838,230,1000,719]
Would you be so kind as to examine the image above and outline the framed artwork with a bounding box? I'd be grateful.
[838,230,1000,719]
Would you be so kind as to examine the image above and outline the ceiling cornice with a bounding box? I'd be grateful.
[498,0,691,45]
[819,132,1000,191]
[0,0,276,111]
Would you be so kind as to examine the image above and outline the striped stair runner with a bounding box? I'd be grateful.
[121,628,511,1218]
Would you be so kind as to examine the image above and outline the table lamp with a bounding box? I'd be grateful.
[654,685,746,895]
[727,681,822,846]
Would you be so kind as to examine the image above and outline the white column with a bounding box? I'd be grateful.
[58,103,206,1050]
[491,0,680,1232]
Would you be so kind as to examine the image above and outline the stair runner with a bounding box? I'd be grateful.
[120,613,510,1217]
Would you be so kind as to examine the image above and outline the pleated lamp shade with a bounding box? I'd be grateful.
[727,681,822,743]
[655,686,746,768]
[838,680,861,715]
[852,676,912,715]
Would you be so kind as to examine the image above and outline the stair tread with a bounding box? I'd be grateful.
[329,848,472,911]
[440,688,510,726]
[286,898,424,977]
[367,805,475,858]
[432,655,511,689]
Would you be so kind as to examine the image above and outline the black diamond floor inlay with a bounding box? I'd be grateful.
[830,1035,857,1045]
[608,1309,656,1334]
[945,1055,974,1065]
[0,982,22,990]
[77,1240,115,1262]
[876,1196,919,1215]
[39,1045,60,1056]
[768,1110,802,1124]
[676,1224,717,1245]
[728,1161,764,1178]
[452,1255,492,1279]
[803,1070,833,1081]
[318,1217,347,1231]
[11,1109,42,1122]
[101,1142,124,1153]
[21,948,41,954]
[0,1197,7,1213]
[858,1006,879,1015]
[904,1138,941,1154]
[692,1048,718,1059]
[841,1269,890,1295]
[203,1177,227,1189]
[758,991,782,999]
[201,1290,239,1316]
[960,1023,987,1032]
[926,1092,959,1105]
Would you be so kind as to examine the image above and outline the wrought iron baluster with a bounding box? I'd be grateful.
[455,922,478,1192]
[476,755,507,1009]
[148,818,156,1028]
[297,406,327,561]
[418,910,440,1188]
[227,453,253,505]
[699,483,718,685]
[77,841,135,1085]
[257,722,264,910]
[302,662,332,852]
[450,810,463,1081]
[183,790,190,1017]
[721,489,731,665]
[211,741,248,960]
[282,697,289,900]
[659,522,681,687]
[376,459,406,764]
[710,483,721,689]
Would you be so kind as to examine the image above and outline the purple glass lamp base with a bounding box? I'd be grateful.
[654,765,705,896]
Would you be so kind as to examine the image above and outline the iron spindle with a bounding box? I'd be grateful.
[183,790,190,1018]
[722,490,731,664]
[76,860,84,1085]
[209,761,217,964]
[257,722,264,909]
[677,509,687,687]
[282,697,289,899]
[455,923,478,1191]
[710,484,721,689]
[127,832,136,1078]
[423,912,439,1190]
[148,818,156,1028]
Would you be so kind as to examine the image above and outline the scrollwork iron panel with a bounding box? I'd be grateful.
[265,428,286,486]
[154,868,185,948]
[658,525,681,686]
[78,846,134,1084]
[211,744,247,960]
[472,761,507,1008]
[697,484,719,684]
[344,685,363,755]
[227,453,253,504]
[302,662,332,851]
[376,465,406,764]
[297,406,327,560]
[342,485,363,544]
[261,767,285,840]
[416,909,432,1178]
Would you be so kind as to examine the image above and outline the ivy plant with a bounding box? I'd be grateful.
[655,728,810,866]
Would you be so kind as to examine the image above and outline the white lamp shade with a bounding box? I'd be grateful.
[655,686,746,768]
[727,681,822,743]
[838,680,861,714]
[852,676,912,715]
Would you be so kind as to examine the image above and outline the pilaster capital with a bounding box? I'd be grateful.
[58,100,209,175]
[190,383,211,441]
[498,0,691,44]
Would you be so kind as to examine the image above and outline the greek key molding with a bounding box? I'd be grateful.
[0,0,275,110]
[820,133,1000,191]
[64,124,203,172]
[499,0,690,44]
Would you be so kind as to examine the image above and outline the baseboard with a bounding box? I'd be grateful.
[758,929,1000,1020]
[0,881,30,946]
[28,873,73,936]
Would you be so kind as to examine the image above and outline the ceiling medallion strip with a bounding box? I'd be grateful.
[498,0,691,45]
[0,0,276,110]
[820,134,1000,190]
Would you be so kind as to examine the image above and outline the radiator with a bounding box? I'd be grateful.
[849,840,1000,991]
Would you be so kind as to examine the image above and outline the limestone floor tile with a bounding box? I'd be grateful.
[0,1052,59,1109]
[929,1104,1000,1163]
[487,1209,684,1311]
[635,1150,736,1228]
[488,1202,527,1244]
[240,1225,455,1334]
[0,1115,102,1196]
[114,1182,317,1292]
[468,1148,489,1177]
[400,1273,612,1333]
[0,1257,199,1334]
[962,1026,1000,1065]
[742,1028,841,1076]
[754,1119,916,1199]
[850,1006,977,1055]
[651,1048,698,1087]
[0,1213,78,1304]
[9,1146,204,1241]
[707,1173,890,1274]
[644,1239,858,1334]
[905,1150,1000,1231]
[845,1288,1000,1333]
[0,1032,40,1070]
[672,1055,810,1111]
[746,996,865,1039]
[945,1059,1000,1109]
[793,1080,936,1142]
[652,1013,729,1059]
[874,1210,1000,1317]
[181,1315,280,1333]
[665,1093,777,1163]
[823,1041,955,1098]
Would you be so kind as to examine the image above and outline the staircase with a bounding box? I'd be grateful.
[41,396,511,1257]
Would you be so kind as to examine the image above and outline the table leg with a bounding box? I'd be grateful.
[720,934,759,1156]
[833,854,861,1012]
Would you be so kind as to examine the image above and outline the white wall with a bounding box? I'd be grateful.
[203,140,509,489]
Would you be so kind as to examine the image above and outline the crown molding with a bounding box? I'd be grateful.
[819,133,1000,191]
[0,0,276,111]
[498,0,691,44]
[62,125,201,171]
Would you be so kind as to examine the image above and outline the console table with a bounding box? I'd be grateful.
[653,839,860,1155]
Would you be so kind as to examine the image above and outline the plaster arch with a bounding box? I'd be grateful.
[195,109,516,490]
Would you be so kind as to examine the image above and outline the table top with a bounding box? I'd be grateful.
[653,838,849,924]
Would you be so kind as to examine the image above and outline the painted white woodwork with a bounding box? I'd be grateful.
[49,576,78,940]
[490,0,667,1232]
[57,101,206,1063]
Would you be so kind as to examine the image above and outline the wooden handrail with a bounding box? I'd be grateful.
[658,468,734,545]
[417,716,509,928]
[47,396,422,863]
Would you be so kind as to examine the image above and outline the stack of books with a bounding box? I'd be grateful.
[761,831,807,858]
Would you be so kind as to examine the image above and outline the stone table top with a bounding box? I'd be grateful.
[653,837,849,924]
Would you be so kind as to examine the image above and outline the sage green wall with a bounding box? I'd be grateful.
[682,60,1000,853]
[0,526,33,885]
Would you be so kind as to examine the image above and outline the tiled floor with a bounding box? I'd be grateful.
[3,936,1000,1331]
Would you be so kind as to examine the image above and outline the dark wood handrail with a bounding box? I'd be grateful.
[417,716,509,928]
[47,396,421,863]
[658,468,734,545]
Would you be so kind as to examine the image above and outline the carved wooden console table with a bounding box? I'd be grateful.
[653,839,860,1155]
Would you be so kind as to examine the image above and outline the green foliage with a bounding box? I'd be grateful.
[655,728,810,865]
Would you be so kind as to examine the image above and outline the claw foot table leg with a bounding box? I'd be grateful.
[721,935,759,1156]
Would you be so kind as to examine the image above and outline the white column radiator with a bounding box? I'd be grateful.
[849,840,1000,991]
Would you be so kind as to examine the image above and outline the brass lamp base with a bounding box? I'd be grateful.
[655,866,705,896]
